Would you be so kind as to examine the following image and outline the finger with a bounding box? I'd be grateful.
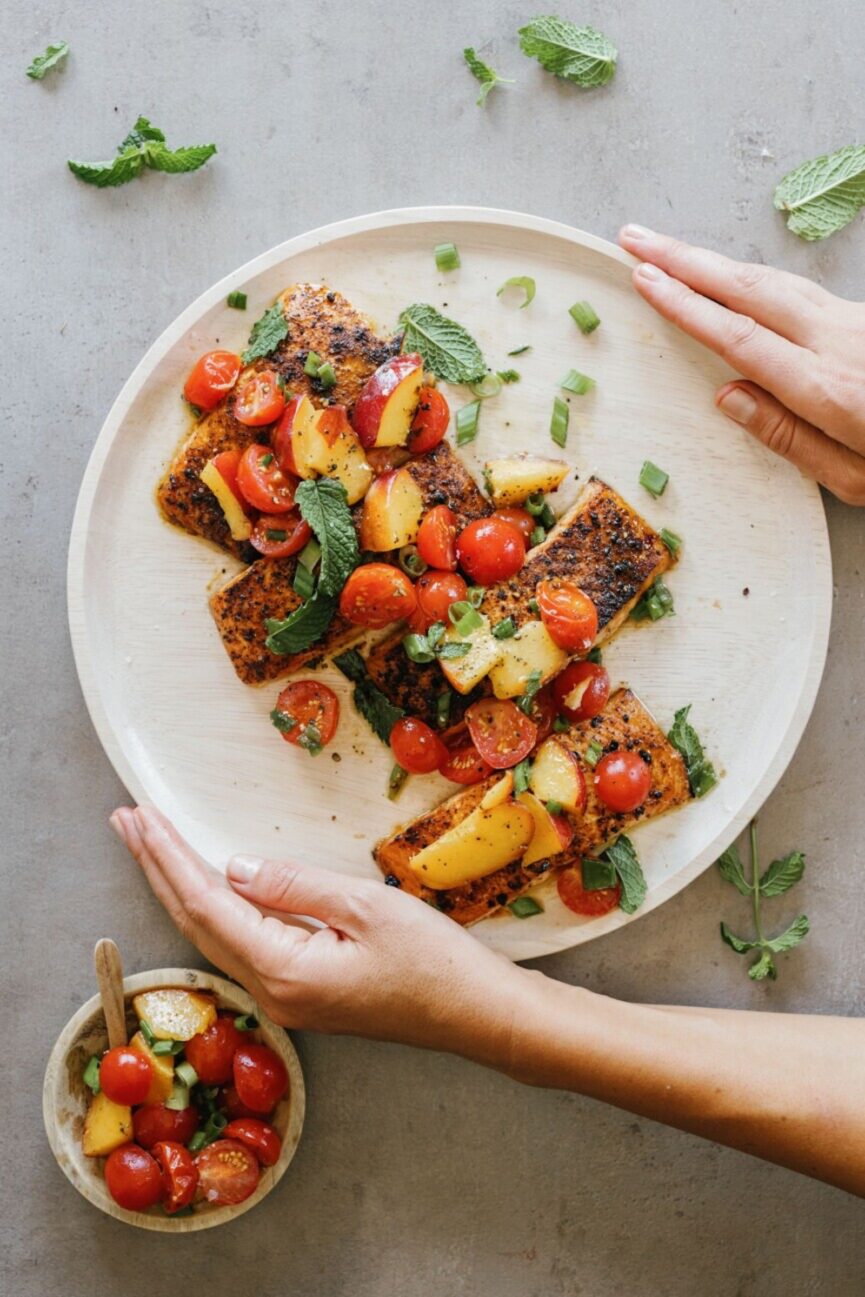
[619,225,830,340]
[630,263,826,423]
[717,382,865,505]
[227,854,374,935]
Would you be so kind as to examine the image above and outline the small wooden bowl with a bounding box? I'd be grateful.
[43,967,305,1231]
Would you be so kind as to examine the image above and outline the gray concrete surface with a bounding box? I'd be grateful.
[3,1,865,1293]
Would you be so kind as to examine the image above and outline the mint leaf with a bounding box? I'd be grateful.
[668,705,717,799]
[265,592,337,656]
[766,914,809,953]
[463,47,513,105]
[120,116,166,150]
[146,143,217,174]
[294,478,358,596]
[242,302,290,365]
[334,650,405,745]
[68,150,146,188]
[774,145,865,241]
[26,41,69,80]
[759,850,805,898]
[720,922,758,954]
[604,835,646,915]
[69,116,217,188]
[748,950,777,981]
[717,845,751,896]
[518,17,617,88]
[398,303,487,383]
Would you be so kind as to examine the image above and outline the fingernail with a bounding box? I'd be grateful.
[635,262,666,282]
[718,386,757,425]
[227,854,264,884]
[108,811,127,841]
[622,223,654,241]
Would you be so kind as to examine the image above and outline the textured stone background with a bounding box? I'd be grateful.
[3,2,865,1293]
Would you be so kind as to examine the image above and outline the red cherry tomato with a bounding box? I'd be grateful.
[211,449,250,510]
[271,395,305,476]
[339,563,417,629]
[184,350,241,411]
[557,864,621,917]
[537,579,599,654]
[236,444,298,513]
[407,386,450,454]
[526,685,557,744]
[390,716,447,774]
[407,569,468,633]
[437,725,496,784]
[221,1084,264,1122]
[99,1046,153,1106]
[233,1045,288,1114]
[552,662,611,722]
[133,1102,199,1150]
[456,518,525,586]
[551,814,575,852]
[465,699,537,770]
[250,510,312,558]
[195,1139,260,1206]
[491,507,535,547]
[273,681,339,751]
[184,1015,246,1086]
[152,1141,199,1214]
[594,750,652,812]
[417,505,458,571]
[222,1119,282,1168]
[104,1144,164,1212]
[233,369,286,426]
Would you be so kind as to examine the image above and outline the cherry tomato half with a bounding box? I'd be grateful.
[390,716,447,774]
[407,386,449,454]
[99,1046,153,1106]
[438,741,494,784]
[491,507,535,547]
[211,449,250,510]
[407,569,467,633]
[184,1015,246,1086]
[526,685,557,744]
[273,681,340,751]
[552,662,611,722]
[271,395,306,476]
[152,1141,199,1214]
[250,510,312,558]
[537,579,599,654]
[233,369,286,426]
[195,1139,260,1206]
[233,1044,289,1114]
[456,518,525,586]
[133,1102,199,1150]
[339,563,417,629]
[184,350,241,411]
[417,505,458,571]
[222,1119,283,1168]
[236,444,298,513]
[104,1144,164,1212]
[221,1084,264,1122]
[557,864,621,917]
[465,699,538,770]
[594,750,652,813]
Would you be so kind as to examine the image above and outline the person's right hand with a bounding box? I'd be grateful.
[618,225,865,505]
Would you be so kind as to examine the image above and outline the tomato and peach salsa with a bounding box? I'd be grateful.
[80,988,287,1215]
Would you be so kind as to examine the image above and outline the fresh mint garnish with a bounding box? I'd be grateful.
[334,650,406,745]
[463,47,514,105]
[773,144,865,241]
[241,301,289,365]
[398,303,487,383]
[718,821,809,980]
[518,17,617,88]
[68,115,216,187]
[26,41,69,80]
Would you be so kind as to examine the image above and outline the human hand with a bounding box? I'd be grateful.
[109,805,531,1066]
[618,225,865,504]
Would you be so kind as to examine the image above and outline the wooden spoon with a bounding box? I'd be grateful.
[94,938,127,1049]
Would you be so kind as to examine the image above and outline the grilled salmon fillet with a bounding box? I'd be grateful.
[156,283,400,555]
[374,688,690,925]
[480,476,671,638]
[209,441,489,685]
[365,631,485,730]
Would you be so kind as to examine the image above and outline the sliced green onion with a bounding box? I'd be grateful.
[550,396,569,449]
[569,301,601,334]
[227,291,247,310]
[266,528,287,542]
[298,722,323,755]
[527,597,540,614]
[293,562,315,600]
[303,350,322,377]
[388,764,409,800]
[467,586,485,609]
[660,527,682,555]
[437,641,471,659]
[497,368,520,383]
[139,1020,157,1047]
[508,344,530,356]
[165,1081,191,1111]
[492,617,516,639]
[530,525,545,547]
[448,601,483,637]
[298,538,322,569]
[270,708,297,734]
[587,645,603,664]
[436,689,452,729]
[513,759,532,795]
[470,372,503,400]
[83,1055,101,1094]
[497,275,536,308]
[427,621,447,650]
[152,1039,185,1056]
[175,1061,198,1088]
[584,739,604,768]
[525,493,546,517]
[317,361,336,390]
[187,1130,207,1153]
[234,1013,258,1031]
[517,669,543,715]
[276,374,292,398]
[539,502,556,529]
[259,452,274,467]
[398,544,427,577]
[630,578,675,622]
[553,716,570,733]
[403,633,435,664]
[559,369,595,396]
[184,398,203,419]
[434,241,461,272]
[581,857,617,889]
[508,895,544,918]
[639,460,669,497]
[545,799,564,816]
[455,400,481,445]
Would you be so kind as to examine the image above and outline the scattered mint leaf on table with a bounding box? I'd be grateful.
[774,144,865,241]
[717,821,809,980]
[26,41,69,79]
[68,115,216,187]
[148,144,217,173]
[242,301,290,364]
[68,150,145,188]
[518,17,617,88]
[758,850,806,897]
[399,303,487,383]
[119,117,165,149]
[334,650,406,745]
[463,47,513,105]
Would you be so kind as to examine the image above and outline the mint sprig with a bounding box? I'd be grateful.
[774,144,865,241]
[334,650,405,745]
[668,704,717,798]
[26,41,69,80]
[398,303,487,383]
[242,301,290,365]
[463,47,513,105]
[518,17,617,88]
[68,116,216,188]
[718,821,809,980]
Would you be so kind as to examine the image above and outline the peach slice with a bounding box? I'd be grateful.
[352,353,424,449]
[200,458,253,542]
[312,407,373,504]
[285,394,324,478]
[358,466,424,550]
[409,797,534,890]
[518,791,571,866]
[529,738,587,815]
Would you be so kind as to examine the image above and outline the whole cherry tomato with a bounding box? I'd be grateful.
[416,505,458,571]
[407,386,449,454]
[339,563,417,629]
[99,1046,153,1106]
[537,579,598,654]
[233,369,286,426]
[491,507,535,547]
[195,1139,260,1206]
[221,1084,264,1122]
[390,716,448,774]
[236,444,298,513]
[552,662,611,722]
[104,1144,164,1212]
[273,681,340,751]
[184,1015,246,1086]
[184,350,241,411]
[557,864,622,917]
[594,750,652,812]
[407,570,467,634]
[232,1045,288,1114]
[222,1119,283,1168]
[133,1102,199,1150]
[456,518,525,586]
[152,1141,199,1214]
[249,510,312,558]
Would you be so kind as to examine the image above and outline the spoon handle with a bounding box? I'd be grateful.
[94,939,127,1049]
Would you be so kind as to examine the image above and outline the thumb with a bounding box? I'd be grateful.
[226,854,371,931]
[716,381,865,505]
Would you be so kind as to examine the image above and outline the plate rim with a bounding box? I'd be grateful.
[67,204,833,960]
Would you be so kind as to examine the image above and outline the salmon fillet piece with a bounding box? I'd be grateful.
[374,688,690,926]
[364,630,484,730]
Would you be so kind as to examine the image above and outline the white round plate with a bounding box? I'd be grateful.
[68,207,831,961]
